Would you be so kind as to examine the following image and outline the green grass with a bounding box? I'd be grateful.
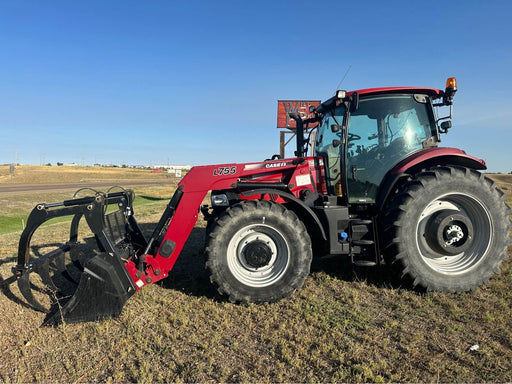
[0,188,175,236]
[0,215,26,234]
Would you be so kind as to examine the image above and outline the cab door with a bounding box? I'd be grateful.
[315,106,345,195]
[346,94,436,204]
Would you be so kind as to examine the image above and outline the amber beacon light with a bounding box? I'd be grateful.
[443,77,457,105]
[445,77,457,91]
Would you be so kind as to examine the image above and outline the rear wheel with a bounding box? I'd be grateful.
[382,166,511,292]
[206,200,312,303]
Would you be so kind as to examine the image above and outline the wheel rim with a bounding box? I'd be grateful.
[227,224,290,287]
[416,192,493,275]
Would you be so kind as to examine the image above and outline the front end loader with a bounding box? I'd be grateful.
[2,188,146,324]
[2,77,511,325]
[2,159,324,324]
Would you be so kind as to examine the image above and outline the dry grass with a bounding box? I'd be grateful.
[0,171,510,382]
[0,164,171,185]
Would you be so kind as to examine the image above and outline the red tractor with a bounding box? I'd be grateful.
[3,78,511,324]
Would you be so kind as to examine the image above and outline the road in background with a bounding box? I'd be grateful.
[0,180,171,195]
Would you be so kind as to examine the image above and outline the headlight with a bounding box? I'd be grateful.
[211,194,229,207]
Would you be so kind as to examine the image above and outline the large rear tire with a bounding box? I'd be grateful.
[382,166,511,292]
[206,200,312,303]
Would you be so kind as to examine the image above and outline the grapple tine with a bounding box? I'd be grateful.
[69,244,86,271]
[0,274,18,287]
[17,273,50,314]
[35,258,59,292]
[47,250,81,285]
[61,270,80,285]
[53,250,68,274]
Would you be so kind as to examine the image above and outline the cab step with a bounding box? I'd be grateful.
[349,217,380,266]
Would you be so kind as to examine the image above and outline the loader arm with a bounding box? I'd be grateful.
[124,163,296,288]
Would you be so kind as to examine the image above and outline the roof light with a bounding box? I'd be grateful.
[335,90,346,99]
[445,77,457,90]
[443,77,457,106]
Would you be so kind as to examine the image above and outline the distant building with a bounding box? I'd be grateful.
[153,165,191,171]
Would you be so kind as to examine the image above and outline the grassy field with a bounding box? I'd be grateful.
[0,164,171,184]
[0,165,177,234]
[0,168,511,382]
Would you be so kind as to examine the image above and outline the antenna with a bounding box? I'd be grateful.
[336,65,352,89]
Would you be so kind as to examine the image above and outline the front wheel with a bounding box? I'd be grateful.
[206,200,312,303]
[382,166,511,292]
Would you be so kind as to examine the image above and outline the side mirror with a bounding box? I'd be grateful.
[440,120,452,133]
[350,92,359,112]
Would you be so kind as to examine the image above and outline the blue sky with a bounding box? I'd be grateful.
[1,0,511,172]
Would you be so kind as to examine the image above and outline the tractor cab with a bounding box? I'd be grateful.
[315,85,450,204]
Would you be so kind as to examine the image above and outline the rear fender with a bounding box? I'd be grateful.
[376,147,487,210]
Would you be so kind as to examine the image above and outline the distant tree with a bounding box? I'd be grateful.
[57,162,63,166]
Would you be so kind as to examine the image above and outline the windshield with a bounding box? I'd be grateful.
[350,94,437,153]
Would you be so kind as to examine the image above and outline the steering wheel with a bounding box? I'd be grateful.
[348,133,361,141]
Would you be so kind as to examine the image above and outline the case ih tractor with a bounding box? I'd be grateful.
[3,77,511,324]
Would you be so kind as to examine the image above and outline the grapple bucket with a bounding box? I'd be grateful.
[43,251,136,325]
[4,188,147,325]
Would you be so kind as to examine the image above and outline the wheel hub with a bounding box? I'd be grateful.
[226,224,289,288]
[425,210,474,256]
[445,224,464,245]
[242,240,273,269]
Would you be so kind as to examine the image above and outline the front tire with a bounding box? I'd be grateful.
[382,166,511,292]
[206,200,312,303]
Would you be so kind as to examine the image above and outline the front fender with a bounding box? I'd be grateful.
[240,189,327,241]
